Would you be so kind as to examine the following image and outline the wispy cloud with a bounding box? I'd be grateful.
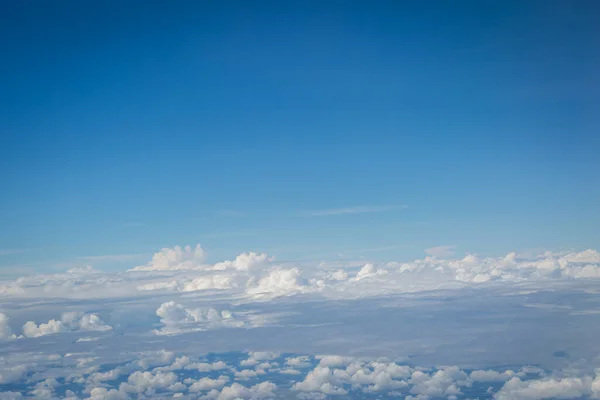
[424,245,457,258]
[303,204,407,217]
[76,253,147,263]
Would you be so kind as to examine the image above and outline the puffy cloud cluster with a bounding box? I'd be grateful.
[495,373,600,400]
[291,357,588,399]
[240,351,280,367]
[245,268,307,299]
[292,358,414,396]
[408,367,470,398]
[202,381,277,400]
[212,252,272,272]
[130,245,207,271]
[153,301,244,335]
[119,370,182,394]
[1,348,600,400]
[2,245,599,303]
[352,263,388,281]
[22,312,111,338]
[392,249,600,284]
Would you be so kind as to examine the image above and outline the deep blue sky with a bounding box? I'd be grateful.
[1,1,599,272]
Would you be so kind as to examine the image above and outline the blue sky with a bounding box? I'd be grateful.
[1,1,599,272]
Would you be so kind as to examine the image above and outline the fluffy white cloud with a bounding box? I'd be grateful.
[22,312,111,338]
[328,269,349,281]
[286,355,312,368]
[180,274,234,292]
[22,318,65,338]
[353,263,388,281]
[119,370,179,394]
[86,387,128,400]
[408,367,470,398]
[292,365,348,395]
[202,381,276,400]
[130,245,207,271]
[245,268,306,299]
[316,355,355,368]
[186,360,230,372]
[212,252,271,271]
[240,351,280,367]
[188,375,229,392]
[471,369,515,382]
[154,301,243,335]
[494,375,599,400]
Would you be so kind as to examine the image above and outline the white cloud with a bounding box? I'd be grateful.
[86,387,128,400]
[130,244,207,271]
[240,351,280,367]
[408,367,470,398]
[353,263,388,281]
[245,267,306,299]
[494,375,599,400]
[471,369,515,382]
[286,355,312,368]
[212,252,271,271]
[234,368,263,379]
[22,312,111,338]
[292,365,348,395]
[186,361,229,372]
[154,301,243,335]
[180,274,234,292]
[203,381,276,400]
[328,269,349,281]
[316,355,354,368]
[22,319,65,338]
[119,370,179,394]
[189,375,230,392]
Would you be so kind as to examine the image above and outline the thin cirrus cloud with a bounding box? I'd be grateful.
[303,204,408,217]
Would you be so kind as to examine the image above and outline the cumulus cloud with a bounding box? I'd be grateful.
[245,267,306,299]
[22,312,111,338]
[3,245,600,302]
[353,263,388,281]
[494,374,600,400]
[471,369,515,382]
[212,252,272,271]
[202,381,277,400]
[130,244,207,271]
[153,301,243,335]
[119,370,180,394]
[240,351,280,367]
[189,375,230,392]
[408,367,470,398]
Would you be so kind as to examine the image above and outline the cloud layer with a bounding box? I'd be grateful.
[1,244,599,398]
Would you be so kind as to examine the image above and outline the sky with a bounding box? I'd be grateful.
[1,1,599,272]
[0,5,600,398]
